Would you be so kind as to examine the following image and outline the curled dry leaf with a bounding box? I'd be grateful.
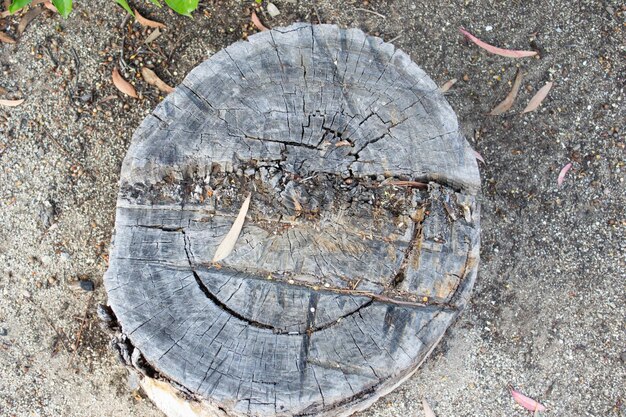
[134,9,165,29]
[522,81,553,114]
[439,78,457,93]
[0,32,16,44]
[0,98,25,107]
[460,28,537,58]
[18,6,44,35]
[490,69,523,115]
[112,67,138,98]
[510,387,546,412]
[251,10,268,31]
[213,193,251,263]
[473,149,486,164]
[422,398,436,417]
[141,67,174,94]
[144,27,161,44]
[557,162,572,186]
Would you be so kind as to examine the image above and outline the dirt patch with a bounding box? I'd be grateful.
[0,1,623,416]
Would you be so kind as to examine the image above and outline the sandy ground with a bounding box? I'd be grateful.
[0,0,624,416]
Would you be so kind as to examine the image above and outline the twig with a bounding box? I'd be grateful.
[355,7,386,19]
[119,15,131,70]
[73,293,93,355]
[29,299,72,353]
[312,3,322,24]
[388,34,403,44]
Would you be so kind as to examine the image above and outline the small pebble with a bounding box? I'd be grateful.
[79,280,95,292]
[0,327,7,336]
[267,2,280,17]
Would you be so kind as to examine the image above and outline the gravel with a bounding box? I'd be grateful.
[0,0,623,416]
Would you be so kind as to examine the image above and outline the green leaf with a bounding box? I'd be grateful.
[149,0,162,7]
[9,0,33,14]
[164,0,198,16]
[52,0,72,17]
[115,0,133,15]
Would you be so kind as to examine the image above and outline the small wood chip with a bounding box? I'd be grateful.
[112,67,138,98]
[266,2,280,17]
[489,69,523,115]
[134,9,165,28]
[144,28,162,44]
[141,67,174,94]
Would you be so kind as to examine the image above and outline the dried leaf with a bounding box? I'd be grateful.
[0,31,16,44]
[42,1,57,12]
[510,387,546,412]
[212,193,251,263]
[439,78,457,93]
[0,86,7,95]
[334,140,352,147]
[251,10,268,31]
[112,67,138,98]
[18,6,44,35]
[422,398,436,417]
[521,81,553,114]
[460,28,537,58]
[489,69,523,115]
[141,67,174,94]
[473,149,485,164]
[557,162,572,186]
[134,9,165,28]
[144,27,161,44]
[0,98,25,106]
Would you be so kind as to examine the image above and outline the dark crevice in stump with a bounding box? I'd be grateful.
[104,23,480,417]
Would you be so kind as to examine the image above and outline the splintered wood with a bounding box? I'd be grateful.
[104,23,481,417]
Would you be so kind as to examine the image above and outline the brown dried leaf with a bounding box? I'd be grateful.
[489,69,523,115]
[134,9,165,29]
[112,67,138,98]
[0,31,16,44]
[213,193,251,263]
[422,398,436,417]
[144,28,161,44]
[251,10,268,31]
[141,67,174,94]
[460,28,537,58]
[334,140,352,147]
[0,98,25,107]
[42,1,57,12]
[439,78,457,93]
[18,6,44,35]
[521,81,553,114]
[0,86,7,95]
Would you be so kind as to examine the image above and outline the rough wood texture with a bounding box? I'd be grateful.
[104,23,481,417]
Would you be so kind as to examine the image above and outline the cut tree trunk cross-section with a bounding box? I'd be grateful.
[104,23,481,417]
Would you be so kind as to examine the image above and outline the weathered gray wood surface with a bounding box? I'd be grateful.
[104,23,481,417]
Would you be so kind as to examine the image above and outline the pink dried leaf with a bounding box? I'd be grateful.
[0,98,25,107]
[473,149,485,164]
[510,387,546,412]
[490,69,523,115]
[557,162,572,186]
[422,398,436,417]
[251,10,268,31]
[522,82,553,114]
[460,28,537,58]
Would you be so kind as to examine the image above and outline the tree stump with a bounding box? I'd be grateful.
[104,23,481,417]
